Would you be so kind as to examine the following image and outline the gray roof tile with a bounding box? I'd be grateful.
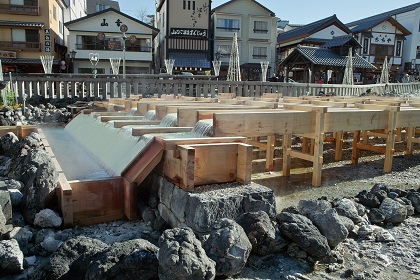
[0,21,44,28]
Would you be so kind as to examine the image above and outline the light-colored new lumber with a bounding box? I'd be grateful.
[131,127,193,136]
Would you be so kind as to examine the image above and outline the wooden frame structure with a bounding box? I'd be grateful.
[8,95,420,227]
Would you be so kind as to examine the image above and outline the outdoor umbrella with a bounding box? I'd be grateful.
[380,56,389,84]
[342,47,353,85]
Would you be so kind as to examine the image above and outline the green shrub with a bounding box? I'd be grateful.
[0,88,18,107]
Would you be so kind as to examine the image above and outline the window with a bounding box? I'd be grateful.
[370,44,393,56]
[192,1,195,10]
[25,29,39,42]
[253,21,268,34]
[253,47,267,59]
[53,5,56,20]
[217,45,232,57]
[96,4,109,11]
[417,46,420,59]
[183,0,186,9]
[216,18,240,32]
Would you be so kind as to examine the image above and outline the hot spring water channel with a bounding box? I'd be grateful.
[40,110,214,181]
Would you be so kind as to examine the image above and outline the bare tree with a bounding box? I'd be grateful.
[136,7,154,25]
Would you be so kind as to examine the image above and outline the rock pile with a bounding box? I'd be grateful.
[0,130,419,279]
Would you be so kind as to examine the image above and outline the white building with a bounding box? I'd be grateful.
[347,3,420,78]
[65,8,159,74]
[212,0,279,80]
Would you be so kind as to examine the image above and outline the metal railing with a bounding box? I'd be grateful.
[2,73,420,103]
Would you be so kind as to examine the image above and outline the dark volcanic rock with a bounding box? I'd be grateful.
[276,212,331,260]
[158,227,216,280]
[85,239,159,280]
[311,208,348,248]
[19,148,59,223]
[379,198,407,224]
[46,236,108,280]
[202,218,252,276]
[236,211,288,256]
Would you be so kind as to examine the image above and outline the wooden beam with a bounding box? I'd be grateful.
[131,127,193,136]
[113,120,161,128]
[155,136,247,150]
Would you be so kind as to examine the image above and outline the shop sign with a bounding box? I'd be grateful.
[0,51,16,58]
[170,28,207,38]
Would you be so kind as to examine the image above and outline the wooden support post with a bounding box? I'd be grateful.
[123,179,137,220]
[334,131,344,161]
[58,173,73,227]
[265,135,276,171]
[384,109,398,172]
[282,134,292,177]
[405,127,414,155]
[237,144,253,184]
[352,131,360,165]
[312,111,325,187]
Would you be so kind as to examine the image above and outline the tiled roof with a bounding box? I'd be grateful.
[321,34,361,48]
[277,15,352,44]
[0,21,44,28]
[346,3,420,26]
[348,14,411,35]
[168,52,211,69]
[283,45,375,69]
[1,58,59,64]
[212,0,275,16]
[349,15,389,33]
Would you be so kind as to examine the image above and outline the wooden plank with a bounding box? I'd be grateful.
[324,110,390,132]
[186,143,240,186]
[282,134,292,177]
[58,173,73,227]
[123,179,137,221]
[265,135,275,171]
[113,120,161,128]
[100,116,145,122]
[69,177,124,225]
[155,136,247,150]
[131,127,193,136]
[312,111,325,187]
[237,144,252,184]
[212,111,316,136]
[177,106,261,127]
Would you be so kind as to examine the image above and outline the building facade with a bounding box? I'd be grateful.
[277,15,353,83]
[0,0,69,73]
[347,3,420,80]
[212,0,278,80]
[65,8,158,74]
[154,0,212,74]
[86,0,119,14]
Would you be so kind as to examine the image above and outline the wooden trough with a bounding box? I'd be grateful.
[39,106,254,226]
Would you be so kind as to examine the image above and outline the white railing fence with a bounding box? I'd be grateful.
[2,73,420,102]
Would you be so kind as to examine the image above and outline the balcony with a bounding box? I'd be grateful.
[0,3,39,15]
[75,43,152,52]
[0,41,41,52]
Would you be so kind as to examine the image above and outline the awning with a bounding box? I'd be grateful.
[168,52,211,69]
[0,20,44,28]
[1,58,59,64]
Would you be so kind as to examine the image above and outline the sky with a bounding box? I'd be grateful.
[118,0,420,25]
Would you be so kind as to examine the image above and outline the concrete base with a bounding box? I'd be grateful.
[141,173,276,234]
